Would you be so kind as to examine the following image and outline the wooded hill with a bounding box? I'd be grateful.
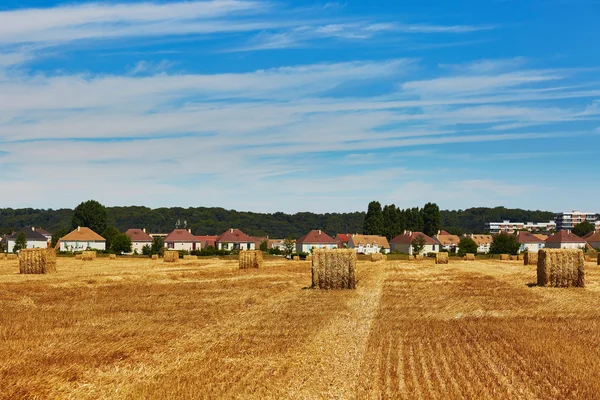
[0,206,555,238]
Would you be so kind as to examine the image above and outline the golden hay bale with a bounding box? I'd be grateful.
[584,255,591,262]
[7,254,18,260]
[293,255,300,261]
[500,254,509,261]
[524,252,538,266]
[164,250,179,263]
[537,249,584,288]
[75,254,82,260]
[465,253,475,261]
[82,251,96,261]
[370,253,386,262]
[435,252,449,264]
[408,255,415,261]
[415,255,424,261]
[509,255,517,261]
[0,253,6,260]
[183,255,198,260]
[19,248,57,274]
[239,250,263,269]
[306,256,312,262]
[151,254,158,260]
[311,249,356,289]
[109,254,117,259]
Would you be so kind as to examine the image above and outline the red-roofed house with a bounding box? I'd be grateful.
[296,230,338,253]
[164,229,202,252]
[216,229,255,251]
[584,232,600,250]
[516,231,545,254]
[336,233,352,248]
[125,228,153,254]
[544,231,586,249]
[195,235,218,249]
[390,231,439,255]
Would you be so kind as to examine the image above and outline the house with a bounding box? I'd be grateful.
[268,238,293,252]
[347,234,390,254]
[465,234,493,254]
[390,231,439,255]
[124,228,153,254]
[35,227,53,242]
[6,227,50,253]
[533,234,549,242]
[216,229,255,251]
[164,229,202,252]
[544,230,586,249]
[251,236,268,250]
[335,233,352,248]
[59,227,106,252]
[584,232,600,250]
[296,230,338,253]
[195,235,218,249]
[516,231,545,254]
[434,232,461,253]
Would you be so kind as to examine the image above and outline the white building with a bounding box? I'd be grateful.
[59,227,106,252]
[516,231,545,254]
[6,227,49,253]
[390,231,439,255]
[164,229,202,252]
[295,230,338,253]
[486,220,556,234]
[215,229,256,251]
[544,231,586,249]
[464,234,493,254]
[554,211,598,231]
[125,228,154,254]
[347,234,390,254]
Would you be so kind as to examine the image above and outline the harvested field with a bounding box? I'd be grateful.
[2,257,600,399]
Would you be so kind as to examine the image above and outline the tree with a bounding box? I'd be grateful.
[13,232,27,253]
[405,207,424,232]
[141,244,152,256]
[445,226,464,236]
[490,233,520,255]
[363,201,384,235]
[422,202,441,237]
[458,237,478,256]
[411,234,426,255]
[382,204,401,240]
[51,229,68,248]
[151,236,165,256]
[72,200,108,234]
[110,233,132,255]
[260,240,268,252]
[283,237,295,257]
[572,221,595,238]
[103,226,120,251]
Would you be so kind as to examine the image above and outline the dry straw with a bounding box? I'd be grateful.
[311,249,356,289]
[183,255,198,260]
[598,254,600,266]
[7,254,18,260]
[19,248,57,274]
[0,253,6,260]
[408,255,415,261]
[537,249,584,288]
[75,254,82,260]
[306,256,312,262]
[500,254,509,261]
[164,250,179,263]
[151,254,158,260]
[465,253,475,261]
[109,254,117,259]
[370,253,386,262]
[436,252,449,264]
[293,255,300,261]
[239,250,263,269]
[415,255,424,261]
[524,252,538,266]
[82,251,96,261]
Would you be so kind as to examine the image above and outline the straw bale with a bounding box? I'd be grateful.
[306,256,312,262]
[0,253,6,260]
[239,250,263,269]
[537,249,584,288]
[7,254,18,260]
[311,249,356,289]
[584,255,592,262]
[500,254,509,261]
[435,252,449,264]
[509,255,516,261]
[408,255,415,261]
[82,251,96,261]
[75,254,82,260]
[524,252,538,266]
[465,253,475,261]
[293,256,300,261]
[151,254,158,260]
[109,254,117,259]
[415,255,424,261]
[164,250,179,263]
[183,255,198,260]
[370,253,386,262]
[19,248,57,274]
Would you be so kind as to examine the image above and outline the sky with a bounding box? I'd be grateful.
[0,0,599,214]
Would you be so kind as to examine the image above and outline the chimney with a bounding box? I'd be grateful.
[78,226,81,232]
[230,228,233,233]
[32,227,35,232]
[318,230,321,235]
[143,228,146,233]
[188,229,191,233]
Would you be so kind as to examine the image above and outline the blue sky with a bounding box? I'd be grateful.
[0,0,599,213]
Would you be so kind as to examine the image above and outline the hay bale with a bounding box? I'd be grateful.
[0,253,6,260]
[164,250,179,263]
[19,248,57,274]
[500,254,509,261]
[109,254,117,259]
[151,254,159,260]
[509,255,517,261]
[370,253,386,262]
[584,255,592,262]
[7,254,18,260]
[75,254,82,260]
[306,256,312,262]
[239,250,263,269]
[415,255,424,261]
[435,252,449,264]
[183,255,198,260]
[82,251,96,261]
[465,253,475,261]
[524,252,538,266]
[311,249,356,289]
[537,249,584,288]
[408,255,415,261]
[293,255,300,261]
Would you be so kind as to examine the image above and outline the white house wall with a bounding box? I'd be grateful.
[165,242,201,252]
[545,242,586,250]
[217,242,255,251]
[297,243,337,253]
[519,243,545,254]
[60,240,106,252]
[7,239,48,253]
[131,241,152,254]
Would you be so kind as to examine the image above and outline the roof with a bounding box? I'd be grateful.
[438,230,451,235]
[296,230,338,244]
[582,231,596,240]
[216,229,253,243]
[516,231,544,244]
[195,235,218,247]
[584,232,600,243]
[61,227,105,242]
[251,236,268,246]
[435,234,461,246]
[466,234,493,246]
[336,233,352,243]
[35,227,51,236]
[164,229,198,243]
[545,230,585,244]
[349,234,390,249]
[8,227,49,241]
[125,229,153,242]
[390,231,438,246]
[533,234,549,241]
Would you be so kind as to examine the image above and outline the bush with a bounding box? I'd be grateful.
[458,237,478,257]
[490,233,520,255]
[426,252,437,258]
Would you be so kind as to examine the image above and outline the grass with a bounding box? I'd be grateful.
[1,256,600,398]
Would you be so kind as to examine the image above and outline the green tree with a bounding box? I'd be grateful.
[13,232,27,253]
[572,221,595,238]
[422,202,441,237]
[405,207,424,232]
[151,236,165,256]
[411,234,426,255]
[458,237,478,256]
[72,200,108,234]
[103,226,120,250]
[260,240,268,252]
[110,233,132,255]
[490,233,520,255]
[142,244,152,256]
[51,228,68,248]
[382,204,401,240]
[283,237,295,257]
[363,201,384,235]
[445,226,464,236]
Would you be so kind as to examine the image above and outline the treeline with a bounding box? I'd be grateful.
[363,202,442,239]
[0,204,556,238]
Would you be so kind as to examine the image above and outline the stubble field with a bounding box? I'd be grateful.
[1,256,600,399]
